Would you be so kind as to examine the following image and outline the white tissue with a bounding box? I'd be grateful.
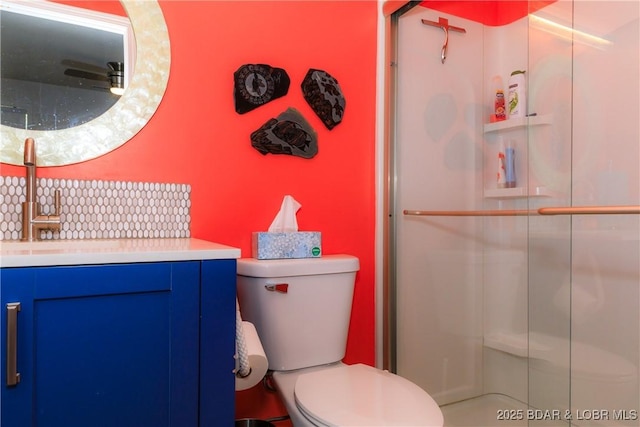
[268,195,301,232]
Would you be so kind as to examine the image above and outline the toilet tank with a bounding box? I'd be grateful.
[237,255,360,371]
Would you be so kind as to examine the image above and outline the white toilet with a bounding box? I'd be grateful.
[236,254,444,427]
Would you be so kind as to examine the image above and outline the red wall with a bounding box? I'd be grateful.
[421,0,556,26]
[0,1,378,421]
[52,0,127,16]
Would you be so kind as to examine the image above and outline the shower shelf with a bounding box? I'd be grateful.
[484,186,555,199]
[484,332,553,359]
[483,114,553,133]
[484,332,529,357]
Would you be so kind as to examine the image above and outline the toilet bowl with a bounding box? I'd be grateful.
[273,362,443,427]
[237,255,444,427]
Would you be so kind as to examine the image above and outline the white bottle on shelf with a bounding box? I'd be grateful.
[496,137,506,188]
[505,145,516,188]
[508,70,526,118]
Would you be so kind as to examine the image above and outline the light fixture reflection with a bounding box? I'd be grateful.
[110,86,125,96]
[529,14,613,49]
[108,61,125,95]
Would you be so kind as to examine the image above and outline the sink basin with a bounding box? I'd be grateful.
[0,238,241,268]
[1,239,124,252]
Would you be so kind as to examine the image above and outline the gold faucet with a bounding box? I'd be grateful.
[21,138,61,241]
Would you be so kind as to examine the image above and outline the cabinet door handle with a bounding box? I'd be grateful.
[6,302,21,387]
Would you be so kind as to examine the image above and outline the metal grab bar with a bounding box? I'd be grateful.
[403,205,640,217]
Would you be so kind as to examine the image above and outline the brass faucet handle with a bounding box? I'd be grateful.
[24,137,36,166]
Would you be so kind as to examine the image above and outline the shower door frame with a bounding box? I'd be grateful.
[380,0,420,373]
[382,0,491,405]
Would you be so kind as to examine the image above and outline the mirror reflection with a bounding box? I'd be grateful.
[0,1,133,131]
[0,0,170,167]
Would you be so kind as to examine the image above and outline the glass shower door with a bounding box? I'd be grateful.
[392,4,487,410]
[390,1,639,426]
[527,2,640,426]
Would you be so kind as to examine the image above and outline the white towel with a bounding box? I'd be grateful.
[235,298,251,377]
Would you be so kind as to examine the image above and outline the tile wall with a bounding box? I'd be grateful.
[0,176,190,241]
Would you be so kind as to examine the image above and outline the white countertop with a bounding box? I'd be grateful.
[0,238,241,268]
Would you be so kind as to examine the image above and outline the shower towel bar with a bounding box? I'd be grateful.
[538,206,640,215]
[403,209,533,217]
[421,17,466,64]
[403,205,640,217]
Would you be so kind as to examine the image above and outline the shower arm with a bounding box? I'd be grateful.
[422,17,466,64]
[403,205,640,217]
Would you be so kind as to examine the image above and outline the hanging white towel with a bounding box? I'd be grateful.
[235,298,251,378]
[235,299,269,390]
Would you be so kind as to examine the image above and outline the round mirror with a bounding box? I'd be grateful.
[0,0,170,166]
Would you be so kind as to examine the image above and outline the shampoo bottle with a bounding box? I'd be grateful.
[508,70,526,118]
[496,137,506,188]
[505,141,516,188]
[492,76,506,121]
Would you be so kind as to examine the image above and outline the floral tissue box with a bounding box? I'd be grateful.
[252,232,322,259]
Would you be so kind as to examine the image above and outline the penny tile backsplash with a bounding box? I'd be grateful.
[0,176,191,241]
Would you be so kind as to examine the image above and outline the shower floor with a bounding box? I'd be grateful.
[441,394,570,427]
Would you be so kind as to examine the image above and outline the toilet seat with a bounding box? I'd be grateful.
[294,363,444,426]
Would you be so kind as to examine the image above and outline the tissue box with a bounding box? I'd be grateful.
[252,232,322,259]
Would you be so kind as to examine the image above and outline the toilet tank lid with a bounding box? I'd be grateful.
[237,254,359,278]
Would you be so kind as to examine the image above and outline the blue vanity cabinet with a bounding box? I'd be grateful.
[200,259,237,427]
[1,259,236,427]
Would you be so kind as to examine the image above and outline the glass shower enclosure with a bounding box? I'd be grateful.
[385,1,639,426]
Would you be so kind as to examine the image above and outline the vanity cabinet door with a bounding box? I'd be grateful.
[199,259,237,427]
[1,262,200,427]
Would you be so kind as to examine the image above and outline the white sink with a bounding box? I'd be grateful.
[1,239,124,252]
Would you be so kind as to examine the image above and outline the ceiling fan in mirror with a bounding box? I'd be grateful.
[62,60,125,95]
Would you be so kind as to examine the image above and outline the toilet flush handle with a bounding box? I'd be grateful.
[265,283,289,293]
